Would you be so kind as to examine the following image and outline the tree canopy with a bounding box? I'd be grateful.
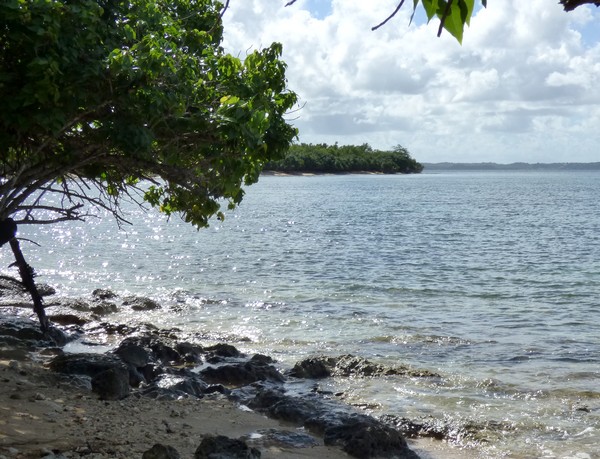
[1,0,297,229]
[0,0,298,330]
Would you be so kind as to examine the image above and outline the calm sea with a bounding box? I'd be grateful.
[2,171,600,458]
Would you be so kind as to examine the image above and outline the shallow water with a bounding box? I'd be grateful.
[2,171,600,458]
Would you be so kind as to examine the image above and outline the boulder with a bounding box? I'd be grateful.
[290,354,439,379]
[176,342,203,364]
[91,366,130,400]
[92,288,117,300]
[204,343,243,363]
[321,414,420,459]
[49,353,127,378]
[0,316,69,347]
[200,361,284,386]
[142,444,181,459]
[289,357,334,379]
[194,435,260,459]
[123,296,161,311]
[90,301,118,316]
[114,342,151,367]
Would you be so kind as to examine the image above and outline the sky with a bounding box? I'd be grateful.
[221,0,600,164]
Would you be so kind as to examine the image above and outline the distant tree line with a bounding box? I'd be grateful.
[264,143,423,174]
[423,162,600,171]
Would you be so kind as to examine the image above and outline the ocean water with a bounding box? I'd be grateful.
[2,171,600,458]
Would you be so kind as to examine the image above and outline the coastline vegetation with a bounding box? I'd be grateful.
[264,143,424,174]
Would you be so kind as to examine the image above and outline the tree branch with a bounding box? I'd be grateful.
[372,1,405,31]
[438,0,453,37]
[560,0,600,11]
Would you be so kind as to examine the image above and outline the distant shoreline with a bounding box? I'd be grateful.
[422,162,600,171]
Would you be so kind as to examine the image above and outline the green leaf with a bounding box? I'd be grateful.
[422,0,440,21]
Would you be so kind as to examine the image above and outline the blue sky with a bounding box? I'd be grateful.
[223,1,600,163]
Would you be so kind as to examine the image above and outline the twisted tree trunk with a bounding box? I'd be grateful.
[0,219,50,332]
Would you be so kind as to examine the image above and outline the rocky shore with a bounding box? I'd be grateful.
[0,278,469,459]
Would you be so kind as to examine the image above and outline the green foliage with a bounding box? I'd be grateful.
[389,0,484,43]
[0,0,298,228]
[419,0,480,43]
[264,143,423,174]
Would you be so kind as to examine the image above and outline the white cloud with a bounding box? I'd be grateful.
[222,0,600,163]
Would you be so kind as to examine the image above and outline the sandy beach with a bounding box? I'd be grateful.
[0,356,467,459]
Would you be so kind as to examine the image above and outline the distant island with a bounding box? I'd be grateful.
[264,143,423,174]
[423,162,600,171]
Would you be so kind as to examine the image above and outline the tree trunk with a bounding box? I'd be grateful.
[8,237,50,333]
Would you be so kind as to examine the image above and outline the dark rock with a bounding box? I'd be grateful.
[123,296,161,311]
[290,354,439,379]
[90,301,118,316]
[194,435,260,459]
[321,414,420,459]
[49,353,127,378]
[150,373,208,398]
[289,357,334,379]
[200,361,284,387]
[92,288,117,300]
[125,363,146,387]
[250,354,275,364]
[0,316,45,342]
[0,316,69,347]
[150,341,181,364]
[246,389,325,424]
[47,313,88,326]
[114,336,181,364]
[61,298,92,312]
[380,415,447,440]
[204,343,242,358]
[91,366,130,400]
[176,342,203,364]
[114,342,151,367]
[269,397,325,424]
[0,276,27,299]
[37,283,56,297]
[142,444,181,459]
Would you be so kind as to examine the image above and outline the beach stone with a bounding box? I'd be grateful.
[176,342,203,364]
[90,301,118,316]
[91,366,130,400]
[47,313,88,326]
[199,361,284,386]
[319,414,420,459]
[289,357,334,379]
[204,343,242,358]
[149,373,208,398]
[0,316,69,347]
[0,276,25,297]
[194,435,260,459]
[123,295,161,311]
[248,389,325,424]
[250,354,275,364]
[92,288,117,300]
[59,297,92,312]
[290,354,440,379]
[37,283,56,297]
[49,353,126,377]
[142,443,181,459]
[114,342,150,367]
